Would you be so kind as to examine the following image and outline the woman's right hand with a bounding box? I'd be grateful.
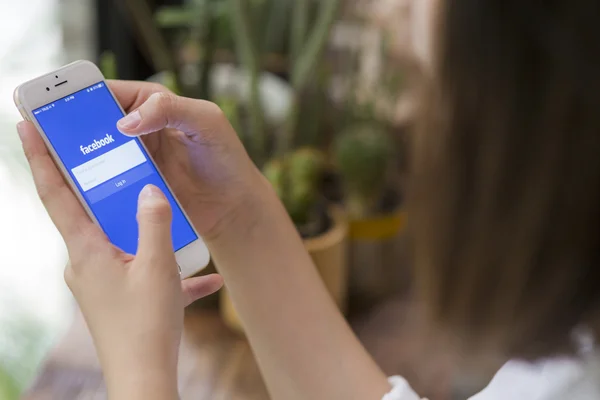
[110,80,265,240]
[110,81,392,400]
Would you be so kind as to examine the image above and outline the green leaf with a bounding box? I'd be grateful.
[155,6,196,27]
[290,0,309,64]
[263,0,293,54]
[291,0,341,91]
[229,0,267,164]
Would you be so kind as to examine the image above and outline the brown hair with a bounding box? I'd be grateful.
[410,0,600,361]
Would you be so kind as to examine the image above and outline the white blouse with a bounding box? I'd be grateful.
[383,376,421,400]
[383,357,600,400]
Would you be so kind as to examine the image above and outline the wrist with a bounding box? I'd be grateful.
[203,171,277,246]
[99,341,179,400]
[105,367,179,400]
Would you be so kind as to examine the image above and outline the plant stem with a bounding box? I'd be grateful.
[281,0,340,155]
[291,0,341,91]
[198,0,217,100]
[304,66,328,147]
[264,0,293,56]
[291,0,309,65]
[278,98,300,156]
[230,0,267,165]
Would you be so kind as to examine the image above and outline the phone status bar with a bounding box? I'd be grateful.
[86,82,104,93]
[33,82,105,116]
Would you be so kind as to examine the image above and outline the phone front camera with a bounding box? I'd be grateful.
[46,87,50,91]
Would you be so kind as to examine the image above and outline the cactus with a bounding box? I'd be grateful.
[279,0,341,154]
[229,0,267,165]
[230,0,339,226]
[290,0,340,92]
[334,125,394,219]
[229,0,340,157]
[127,0,340,229]
[263,148,325,225]
[154,0,218,98]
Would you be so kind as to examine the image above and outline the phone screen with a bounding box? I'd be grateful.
[32,81,198,255]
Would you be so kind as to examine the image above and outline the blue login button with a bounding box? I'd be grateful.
[85,163,154,204]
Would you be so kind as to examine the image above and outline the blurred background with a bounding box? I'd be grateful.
[0,0,445,399]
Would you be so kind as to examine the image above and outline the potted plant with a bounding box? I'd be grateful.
[221,148,349,334]
[333,122,406,312]
[220,0,347,334]
[320,15,410,312]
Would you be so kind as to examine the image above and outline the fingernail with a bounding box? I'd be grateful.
[117,110,141,130]
[16,122,26,141]
[138,184,164,206]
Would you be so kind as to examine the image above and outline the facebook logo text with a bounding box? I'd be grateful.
[80,133,115,155]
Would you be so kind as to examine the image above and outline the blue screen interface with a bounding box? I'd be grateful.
[33,82,198,255]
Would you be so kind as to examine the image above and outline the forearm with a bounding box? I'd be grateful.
[206,177,390,400]
[100,340,179,400]
[105,370,179,400]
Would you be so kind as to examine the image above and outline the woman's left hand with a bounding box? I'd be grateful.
[17,121,223,399]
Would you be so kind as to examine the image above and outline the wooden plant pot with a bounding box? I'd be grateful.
[347,208,408,313]
[221,208,349,335]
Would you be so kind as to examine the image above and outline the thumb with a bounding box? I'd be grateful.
[136,184,174,263]
[116,92,226,138]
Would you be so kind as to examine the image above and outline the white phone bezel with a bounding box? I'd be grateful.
[14,60,210,278]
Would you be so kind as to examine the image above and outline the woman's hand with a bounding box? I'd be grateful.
[17,121,223,400]
[107,81,390,400]
[110,80,264,239]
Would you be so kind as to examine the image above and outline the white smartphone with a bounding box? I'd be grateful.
[14,60,210,278]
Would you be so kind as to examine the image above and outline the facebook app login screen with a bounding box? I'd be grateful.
[34,82,198,255]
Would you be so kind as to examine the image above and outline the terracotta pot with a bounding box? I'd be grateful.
[221,208,349,334]
[347,208,408,313]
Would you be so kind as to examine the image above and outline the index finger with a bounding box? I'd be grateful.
[107,80,171,113]
[17,121,106,254]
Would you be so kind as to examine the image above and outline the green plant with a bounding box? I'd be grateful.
[262,148,326,226]
[151,0,300,100]
[334,125,394,219]
[121,0,340,230]
[156,0,222,99]
[229,0,267,164]
[230,0,340,227]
